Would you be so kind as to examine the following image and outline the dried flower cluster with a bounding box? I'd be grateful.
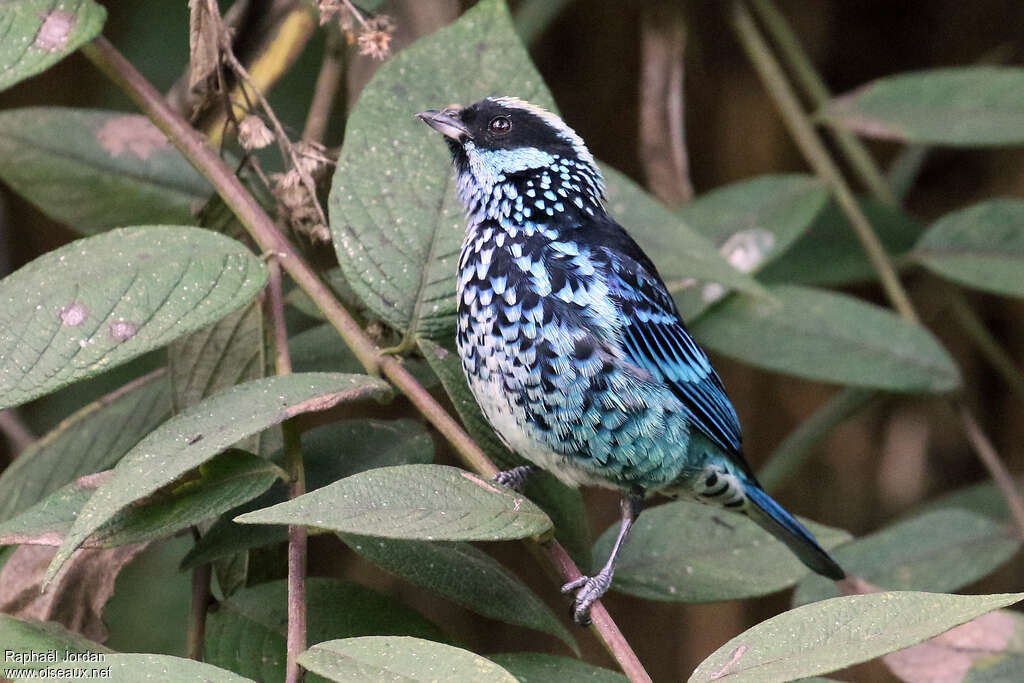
[318,0,395,60]
[237,114,274,150]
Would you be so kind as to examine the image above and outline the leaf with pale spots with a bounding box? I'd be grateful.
[329,0,761,342]
[44,373,391,584]
[0,226,268,412]
[0,108,214,232]
[298,636,517,683]
[0,1,106,92]
[235,464,552,541]
[594,499,850,603]
[689,591,1024,682]
[488,653,627,682]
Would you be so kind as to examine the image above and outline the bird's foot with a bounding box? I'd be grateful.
[561,568,614,625]
[493,465,537,493]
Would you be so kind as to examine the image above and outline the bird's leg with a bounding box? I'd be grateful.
[493,464,538,492]
[562,492,643,625]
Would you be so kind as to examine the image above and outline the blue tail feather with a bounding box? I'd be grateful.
[744,484,845,580]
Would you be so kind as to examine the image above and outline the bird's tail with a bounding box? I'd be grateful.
[744,483,845,580]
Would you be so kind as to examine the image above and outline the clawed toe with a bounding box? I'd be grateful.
[561,572,613,625]
[493,465,536,492]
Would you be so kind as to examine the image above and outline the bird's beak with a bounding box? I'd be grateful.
[416,108,471,142]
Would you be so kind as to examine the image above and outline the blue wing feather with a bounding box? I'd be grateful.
[595,221,743,456]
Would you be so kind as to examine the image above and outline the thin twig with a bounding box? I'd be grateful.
[747,0,897,206]
[639,1,693,205]
[303,30,346,144]
[187,527,212,660]
[956,401,1024,537]
[730,1,917,323]
[731,0,1024,534]
[266,259,307,683]
[946,288,1024,402]
[0,409,35,459]
[81,35,650,682]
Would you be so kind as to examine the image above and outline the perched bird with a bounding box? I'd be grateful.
[418,97,844,624]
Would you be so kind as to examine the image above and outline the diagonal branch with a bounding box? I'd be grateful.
[80,35,651,683]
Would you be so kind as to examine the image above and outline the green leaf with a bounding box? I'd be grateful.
[0,369,170,523]
[0,450,282,548]
[759,199,925,287]
[918,479,1015,522]
[593,499,850,603]
[235,464,552,541]
[206,578,446,683]
[0,108,211,232]
[418,338,590,565]
[46,373,391,582]
[284,267,368,323]
[690,284,961,392]
[298,636,516,683]
[793,509,1020,606]
[181,418,435,570]
[689,591,1024,683]
[601,166,768,303]
[104,654,257,682]
[0,226,268,411]
[339,535,576,651]
[913,199,1024,298]
[0,1,106,92]
[821,67,1024,146]
[488,653,627,682]
[672,175,827,315]
[329,0,760,342]
[0,614,112,671]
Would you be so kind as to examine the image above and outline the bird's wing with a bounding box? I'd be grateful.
[596,219,743,456]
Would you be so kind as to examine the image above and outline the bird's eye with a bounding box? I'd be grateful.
[488,115,512,136]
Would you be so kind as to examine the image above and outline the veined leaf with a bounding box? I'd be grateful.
[298,636,516,683]
[0,1,106,92]
[691,284,961,393]
[46,373,391,583]
[0,108,211,232]
[690,591,1024,682]
[593,499,849,603]
[913,199,1024,298]
[339,535,576,650]
[488,653,627,682]
[206,578,445,683]
[821,67,1024,146]
[329,0,760,342]
[0,451,282,549]
[793,509,1020,606]
[0,226,267,411]
[0,369,170,523]
[101,654,255,682]
[235,464,552,541]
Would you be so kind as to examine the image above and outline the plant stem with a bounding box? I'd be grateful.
[730,1,917,323]
[758,387,879,493]
[81,35,649,681]
[731,0,1024,536]
[747,0,896,206]
[303,30,346,144]
[0,409,35,459]
[956,401,1024,537]
[266,259,307,683]
[187,530,212,660]
[946,288,1024,402]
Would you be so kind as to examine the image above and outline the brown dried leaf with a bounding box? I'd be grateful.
[0,543,148,642]
[884,610,1019,683]
[188,0,221,89]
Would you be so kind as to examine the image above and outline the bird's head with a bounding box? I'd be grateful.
[417,97,605,211]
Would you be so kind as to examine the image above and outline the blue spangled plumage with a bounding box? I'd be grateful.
[419,97,844,623]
